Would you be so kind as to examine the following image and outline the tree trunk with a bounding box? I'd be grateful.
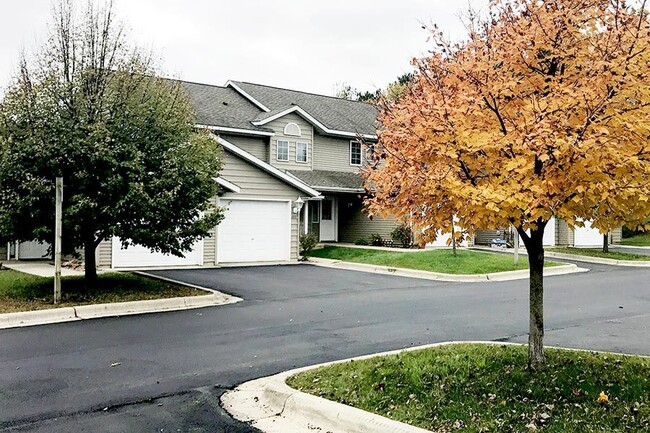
[603,233,609,253]
[526,227,546,371]
[518,223,547,371]
[84,236,98,287]
[451,217,457,256]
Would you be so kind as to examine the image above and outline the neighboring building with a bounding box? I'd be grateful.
[97,80,396,268]
[474,218,622,247]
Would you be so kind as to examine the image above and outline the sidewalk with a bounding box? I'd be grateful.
[3,260,85,277]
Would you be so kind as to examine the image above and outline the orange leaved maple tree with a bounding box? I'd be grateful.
[365,0,650,370]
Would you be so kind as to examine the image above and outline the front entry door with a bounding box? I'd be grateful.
[319,197,337,241]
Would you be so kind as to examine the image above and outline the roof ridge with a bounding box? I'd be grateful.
[233,81,377,107]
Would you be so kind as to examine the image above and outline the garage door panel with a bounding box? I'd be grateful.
[217,200,291,263]
[574,220,602,246]
[112,237,203,268]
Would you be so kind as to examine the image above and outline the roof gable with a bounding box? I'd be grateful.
[228,81,378,138]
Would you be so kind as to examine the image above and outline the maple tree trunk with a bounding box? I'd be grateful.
[526,228,546,371]
[451,217,457,256]
[603,233,609,253]
[84,236,98,288]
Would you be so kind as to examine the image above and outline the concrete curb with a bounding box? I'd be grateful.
[470,246,650,267]
[307,257,588,282]
[222,343,466,433]
[222,341,648,433]
[544,251,650,267]
[0,292,241,330]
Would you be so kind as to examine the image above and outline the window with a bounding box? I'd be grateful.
[350,140,362,166]
[277,140,289,161]
[296,142,308,163]
[284,122,302,136]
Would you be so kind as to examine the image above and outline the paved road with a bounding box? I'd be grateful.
[1,263,649,432]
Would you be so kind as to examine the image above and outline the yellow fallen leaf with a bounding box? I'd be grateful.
[597,391,609,404]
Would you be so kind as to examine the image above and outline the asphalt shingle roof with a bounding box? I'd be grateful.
[180,82,271,133]
[232,81,379,136]
[287,170,364,191]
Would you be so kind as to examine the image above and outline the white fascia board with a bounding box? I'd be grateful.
[212,135,321,198]
[225,81,271,112]
[214,176,242,193]
[197,124,274,137]
[313,186,365,193]
[251,105,378,140]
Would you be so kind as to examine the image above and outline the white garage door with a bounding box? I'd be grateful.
[573,220,603,247]
[111,237,203,268]
[217,199,291,263]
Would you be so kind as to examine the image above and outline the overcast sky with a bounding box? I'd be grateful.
[1,0,488,96]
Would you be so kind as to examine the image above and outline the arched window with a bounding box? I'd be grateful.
[284,122,301,137]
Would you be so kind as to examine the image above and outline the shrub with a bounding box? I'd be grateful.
[354,238,369,246]
[391,224,413,248]
[369,233,383,246]
[299,233,318,259]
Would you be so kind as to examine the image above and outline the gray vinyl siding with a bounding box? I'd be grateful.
[202,195,219,265]
[220,134,269,162]
[474,229,502,245]
[97,239,112,268]
[339,211,396,243]
[556,219,573,246]
[219,150,302,261]
[313,132,365,173]
[266,113,313,171]
[611,227,622,244]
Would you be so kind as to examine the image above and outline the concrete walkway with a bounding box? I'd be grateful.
[2,261,85,277]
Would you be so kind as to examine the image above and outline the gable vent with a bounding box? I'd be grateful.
[284,122,302,137]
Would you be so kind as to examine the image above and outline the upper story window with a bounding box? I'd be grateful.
[296,142,308,163]
[350,140,362,166]
[284,122,302,137]
[277,140,289,161]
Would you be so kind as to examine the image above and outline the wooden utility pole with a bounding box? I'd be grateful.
[54,177,63,304]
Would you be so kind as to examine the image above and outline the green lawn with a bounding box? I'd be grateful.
[288,343,650,432]
[308,246,560,274]
[0,269,205,313]
[549,247,650,261]
[621,232,650,246]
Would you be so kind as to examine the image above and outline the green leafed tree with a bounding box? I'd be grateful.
[0,0,223,284]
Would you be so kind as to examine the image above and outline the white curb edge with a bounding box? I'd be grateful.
[307,257,588,282]
[222,341,648,433]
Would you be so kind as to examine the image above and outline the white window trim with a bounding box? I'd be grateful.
[277,140,289,161]
[349,140,362,166]
[284,122,302,137]
[296,142,308,163]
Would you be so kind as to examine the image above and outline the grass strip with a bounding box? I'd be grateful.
[309,247,561,274]
[288,343,650,432]
[0,269,204,313]
[549,247,650,261]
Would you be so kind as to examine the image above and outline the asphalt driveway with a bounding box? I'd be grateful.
[1,263,648,432]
